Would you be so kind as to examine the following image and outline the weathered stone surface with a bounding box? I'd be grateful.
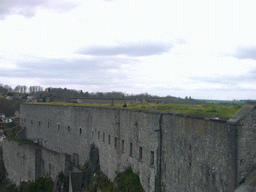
[5,104,256,191]
[3,139,70,186]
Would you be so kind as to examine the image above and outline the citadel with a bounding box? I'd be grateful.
[3,103,256,191]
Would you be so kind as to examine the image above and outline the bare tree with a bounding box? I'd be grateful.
[4,85,12,92]
[14,85,21,93]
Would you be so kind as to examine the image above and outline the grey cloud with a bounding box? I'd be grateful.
[190,69,256,91]
[76,42,173,57]
[0,57,134,86]
[232,46,256,60]
[0,0,78,20]
[191,77,239,86]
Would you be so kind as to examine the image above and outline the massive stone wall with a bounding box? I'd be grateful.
[20,104,91,168]
[19,104,158,191]
[3,139,70,186]
[161,114,236,192]
[16,104,256,191]
[228,105,256,183]
[3,139,37,185]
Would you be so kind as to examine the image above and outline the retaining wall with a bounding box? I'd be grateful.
[161,114,236,191]
[16,104,256,191]
[3,139,70,186]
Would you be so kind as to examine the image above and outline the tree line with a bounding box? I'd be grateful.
[0,83,205,105]
[0,84,44,94]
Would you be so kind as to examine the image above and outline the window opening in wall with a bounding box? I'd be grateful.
[48,121,50,128]
[68,126,70,132]
[139,147,142,161]
[92,131,94,138]
[31,120,33,125]
[103,133,105,142]
[108,135,111,145]
[98,131,100,139]
[115,137,117,148]
[38,121,41,127]
[122,140,124,153]
[57,124,60,130]
[130,143,133,157]
[150,151,154,166]
[79,128,82,135]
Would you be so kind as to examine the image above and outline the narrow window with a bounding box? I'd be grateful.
[115,137,117,148]
[108,135,111,145]
[130,143,133,157]
[38,121,41,127]
[48,121,50,128]
[150,151,154,166]
[31,120,33,125]
[79,128,82,135]
[57,124,60,130]
[122,140,124,153]
[92,131,94,138]
[98,131,100,139]
[139,147,142,161]
[103,133,105,142]
[68,126,70,132]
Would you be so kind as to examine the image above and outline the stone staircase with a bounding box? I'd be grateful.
[71,166,83,192]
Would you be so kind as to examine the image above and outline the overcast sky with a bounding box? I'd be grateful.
[1,0,256,100]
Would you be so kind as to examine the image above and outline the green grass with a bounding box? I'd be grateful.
[28,102,243,118]
[197,99,246,105]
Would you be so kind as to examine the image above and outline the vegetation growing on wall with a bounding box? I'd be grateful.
[85,167,144,192]
[13,139,40,147]
[4,184,17,192]
[4,177,54,192]
[30,102,243,118]
[86,169,114,192]
[114,167,144,192]
[3,125,21,138]
[56,172,69,192]
[19,177,54,192]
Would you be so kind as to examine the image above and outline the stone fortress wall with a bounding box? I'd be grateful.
[3,139,70,186]
[3,104,256,191]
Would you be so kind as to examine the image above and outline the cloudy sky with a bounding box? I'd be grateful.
[1,0,256,100]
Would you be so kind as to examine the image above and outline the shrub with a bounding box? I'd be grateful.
[4,184,18,192]
[114,167,144,192]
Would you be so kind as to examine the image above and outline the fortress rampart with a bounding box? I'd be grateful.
[3,104,256,191]
[3,139,70,185]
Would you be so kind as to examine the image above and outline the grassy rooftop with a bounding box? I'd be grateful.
[28,102,243,118]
